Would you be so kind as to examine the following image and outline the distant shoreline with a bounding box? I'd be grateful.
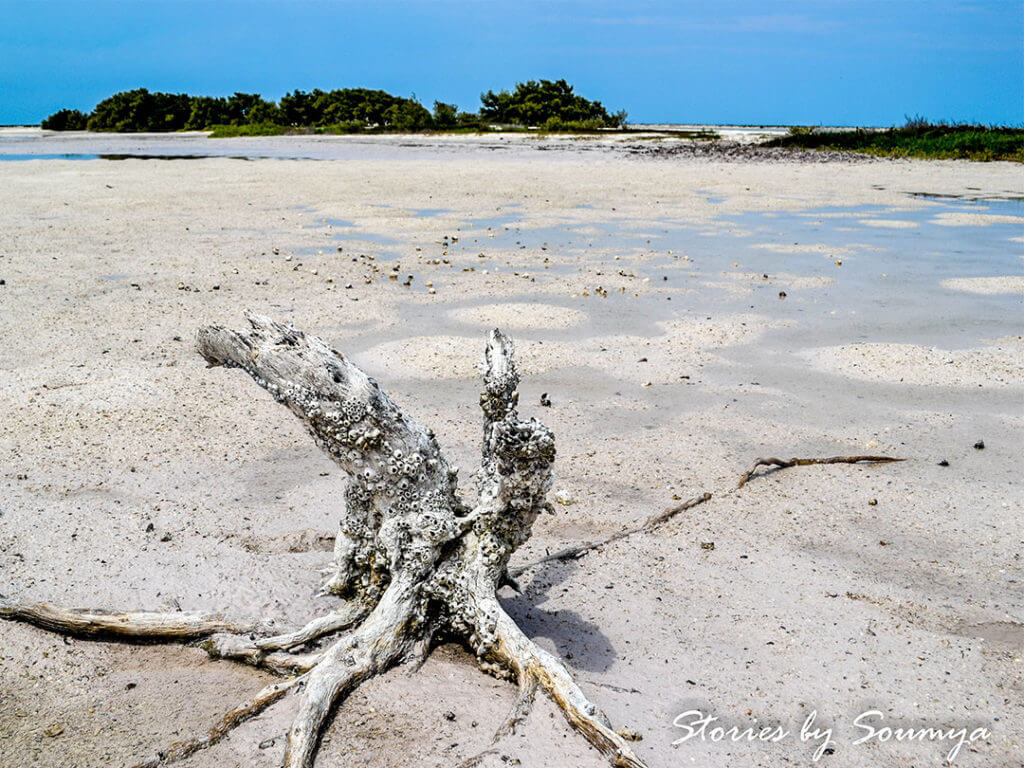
[3,123,1020,162]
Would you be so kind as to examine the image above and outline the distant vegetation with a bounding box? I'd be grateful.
[480,79,626,130]
[766,119,1024,161]
[40,108,88,130]
[41,80,627,134]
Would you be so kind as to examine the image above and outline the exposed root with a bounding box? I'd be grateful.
[0,601,253,640]
[454,748,500,768]
[510,491,712,577]
[483,596,648,768]
[255,601,368,651]
[202,633,323,675]
[737,454,904,488]
[493,673,538,741]
[513,453,904,576]
[131,675,303,768]
[283,577,419,768]
[405,624,437,675]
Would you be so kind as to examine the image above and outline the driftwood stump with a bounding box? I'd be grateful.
[1,313,647,768]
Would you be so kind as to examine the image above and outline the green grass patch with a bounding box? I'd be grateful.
[765,123,1024,161]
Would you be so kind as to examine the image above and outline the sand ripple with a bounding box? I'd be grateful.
[941,276,1024,295]
[803,336,1024,388]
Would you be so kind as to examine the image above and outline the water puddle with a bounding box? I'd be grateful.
[307,196,1022,351]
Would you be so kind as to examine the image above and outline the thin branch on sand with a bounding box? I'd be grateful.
[736,455,904,488]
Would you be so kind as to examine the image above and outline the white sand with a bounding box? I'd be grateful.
[356,314,775,383]
[857,218,919,228]
[931,211,1024,227]
[803,336,1024,388]
[941,276,1024,295]
[1,136,1021,768]
[751,242,855,257]
[448,302,588,329]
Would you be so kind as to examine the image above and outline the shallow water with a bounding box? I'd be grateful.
[0,129,542,162]
[292,195,1023,354]
[5,129,1020,355]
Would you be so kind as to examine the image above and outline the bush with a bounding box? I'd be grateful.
[41,108,88,131]
[206,122,289,138]
[87,88,193,132]
[480,79,625,128]
[432,101,459,128]
[764,123,1024,161]
[279,88,431,128]
[318,121,368,134]
[540,116,611,132]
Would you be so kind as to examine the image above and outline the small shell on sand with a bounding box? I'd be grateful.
[941,276,1024,295]
[448,302,588,329]
[803,336,1024,388]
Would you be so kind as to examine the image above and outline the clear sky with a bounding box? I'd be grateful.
[2,0,1021,126]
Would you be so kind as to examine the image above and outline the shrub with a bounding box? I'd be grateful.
[206,122,289,137]
[480,79,624,128]
[87,89,193,132]
[41,108,88,131]
[432,101,459,128]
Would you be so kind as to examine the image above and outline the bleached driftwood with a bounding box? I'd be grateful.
[2,313,647,768]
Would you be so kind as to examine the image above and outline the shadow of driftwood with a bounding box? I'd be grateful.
[500,559,617,673]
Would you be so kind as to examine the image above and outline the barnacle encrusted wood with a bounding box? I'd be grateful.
[1,312,648,768]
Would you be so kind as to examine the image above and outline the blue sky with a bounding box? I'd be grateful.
[2,0,1021,125]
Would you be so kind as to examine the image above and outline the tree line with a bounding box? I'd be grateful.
[41,80,627,133]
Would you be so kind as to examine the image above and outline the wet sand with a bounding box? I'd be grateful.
[0,132,1022,768]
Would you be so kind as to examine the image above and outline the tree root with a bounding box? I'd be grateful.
[0,601,254,640]
[512,453,903,575]
[202,633,323,675]
[452,677,537,768]
[453,748,500,768]
[131,676,303,768]
[254,600,368,651]
[283,577,419,768]
[494,674,538,741]
[484,596,648,768]
[451,678,537,768]
[736,454,904,488]
[509,491,713,577]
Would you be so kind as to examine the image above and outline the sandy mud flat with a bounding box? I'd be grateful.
[0,131,1021,768]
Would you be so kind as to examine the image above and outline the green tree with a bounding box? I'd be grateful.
[185,97,231,130]
[384,99,432,130]
[278,90,316,126]
[225,93,271,123]
[432,101,459,128]
[479,79,624,128]
[41,108,88,130]
[87,89,192,132]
